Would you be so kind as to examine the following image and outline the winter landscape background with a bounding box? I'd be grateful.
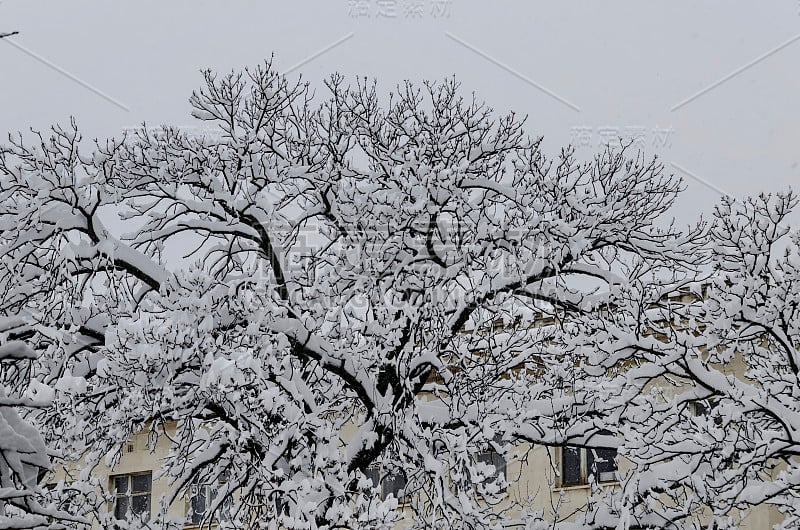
[2,2,800,529]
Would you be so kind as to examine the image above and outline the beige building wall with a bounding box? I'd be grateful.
[60,418,781,529]
[51,425,195,528]
[52,348,783,528]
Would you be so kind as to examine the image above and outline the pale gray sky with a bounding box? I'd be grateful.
[2,1,798,223]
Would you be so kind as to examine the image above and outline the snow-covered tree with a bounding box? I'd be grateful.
[1,60,793,529]
[0,316,87,528]
[0,316,51,528]
[598,192,800,530]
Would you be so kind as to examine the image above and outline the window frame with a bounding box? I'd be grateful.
[692,398,723,426]
[473,443,507,492]
[587,446,618,484]
[188,482,211,525]
[365,465,408,504]
[186,476,233,525]
[381,470,408,502]
[560,445,583,487]
[559,444,618,487]
[110,471,152,522]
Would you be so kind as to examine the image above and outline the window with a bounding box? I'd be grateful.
[187,477,232,525]
[693,398,722,426]
[474,446,507,489]
[587,447,618,483]
[382,471,407,501]
[111,472,151,521]
[559,442,617,487]
[693,400,709,417]
[365,465,408,502]
[365,465,380,490]
[188,483,210,525]
[561,446,582,486]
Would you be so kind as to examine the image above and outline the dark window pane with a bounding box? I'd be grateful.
[190,486,207,523]
[694,400,723,425]
[382,472,407,501]
[490,452,506,479]
[562,447,581,486]
[588,448,617,482]
[694,401,708,416]
[476,451,506,482]
[365,467,380,489]
[131,494,150,519]
[275,496,287,516]
[114,496,129,520]
[132,473,151,493]
[114,476,129,494]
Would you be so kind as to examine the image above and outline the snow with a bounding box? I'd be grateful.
[0,65,798,530]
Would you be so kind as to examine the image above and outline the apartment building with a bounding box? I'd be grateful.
[57,296,784,529]
[73,392,781,530]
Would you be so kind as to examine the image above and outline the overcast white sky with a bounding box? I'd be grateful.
[1,1,799,224]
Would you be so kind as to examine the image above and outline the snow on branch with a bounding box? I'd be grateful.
[0,60,795,530]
